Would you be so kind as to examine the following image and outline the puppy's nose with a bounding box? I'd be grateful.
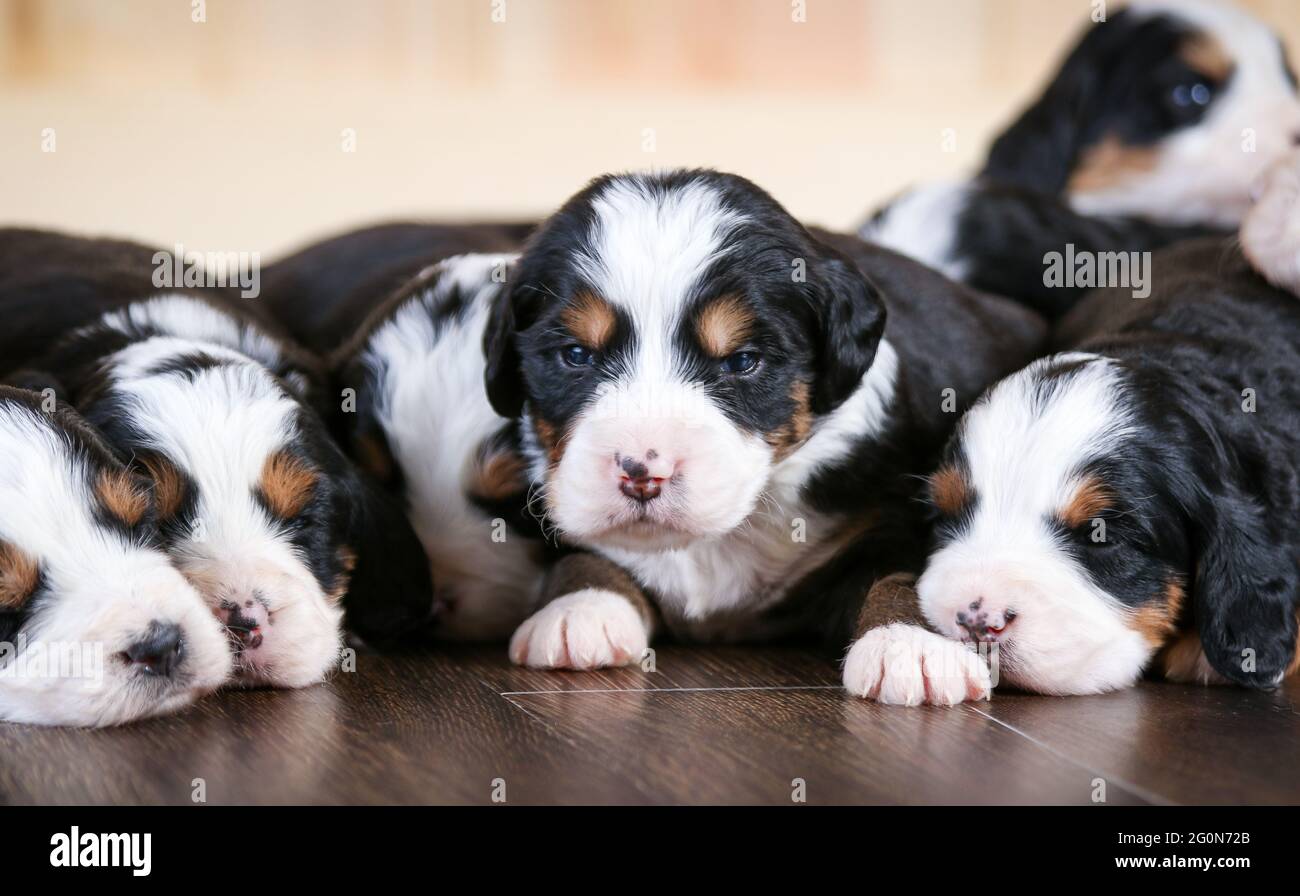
[221,596,269,651]
[125,622,184,676]
[617,452,667,503]
[955,600,1017,642]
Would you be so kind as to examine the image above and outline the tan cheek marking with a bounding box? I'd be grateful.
[1128,579,1185,648]
[929,465,971,517]
[0,540,40,610]
[260,451,319,519]
[695,294,755,358]
[141,454,187,520]
[1066,135,1159,195]
[1180,31,1233,82]
[95,469,150,528]
[1158,630,1230,685]
[1058,476,1110,529]
[764,381,813,461]
[561,291,616,349]
[327,547,357,605]
[533,418,568,468]
[469,446,528,503]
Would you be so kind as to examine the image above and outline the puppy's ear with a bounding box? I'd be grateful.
[808,252,886,415]
[484,280,526,419]
[2,369,68,406]
[337,464,438,645]
[1191,482,1299,689]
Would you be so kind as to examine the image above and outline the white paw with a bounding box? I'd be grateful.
[1242,151,1300,295]
[842,623,991,706]
[508,588,648,670]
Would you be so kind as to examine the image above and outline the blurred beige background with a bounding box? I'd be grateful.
[2,0,1298,257]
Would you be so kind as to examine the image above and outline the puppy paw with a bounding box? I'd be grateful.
[842,623,991,706]
[1242,151,1300,295]
[509,588,648,670]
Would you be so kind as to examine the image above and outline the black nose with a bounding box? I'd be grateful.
[618,454,662,503]
[125,622,184,677]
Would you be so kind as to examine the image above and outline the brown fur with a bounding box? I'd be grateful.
[470,445,527,502]
[1159,630,1230,685]
[854,572,931,637]
[260,451,319,519]
[1058,476,1110,529]
[1067,136,1158,194]
[95,469,150,528]
[929,465,971,517]
[0,540,41,609]
[141,453,188,520]
[764,381,813,460]
[561,290,617,349]
[542,551,657,632]
[533,418,567,467]
[1180,32,1234,82]
[1128,579,1185,648]
[695,294,754,358]
[327,547,357,605]
[356,433,396,485]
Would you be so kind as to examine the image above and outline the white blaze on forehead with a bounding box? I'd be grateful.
[0,403,136,587]
[959,353,1132,534]
[98,294,288,371]
[574,177,747,382]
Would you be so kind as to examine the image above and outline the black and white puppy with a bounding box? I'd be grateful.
[484,170,1044,667]
[302,171,1044,661]
[0,385,231,726]
[865,0,1300,315]
[858,222,1300,702]
[0,229,432,688]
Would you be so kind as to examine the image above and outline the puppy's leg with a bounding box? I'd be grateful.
[509,552,655,670]
[1241,149,1300,296]
[842,573,992,706]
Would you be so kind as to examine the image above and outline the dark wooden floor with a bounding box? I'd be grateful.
[2,645,1298,805]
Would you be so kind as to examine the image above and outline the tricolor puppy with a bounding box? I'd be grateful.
[0,229,432,689]
[480,170,1044,668]
[0,386,230,726]
[862,226,1300,703]
[865,0,1300,315]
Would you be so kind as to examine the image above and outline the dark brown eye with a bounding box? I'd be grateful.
[562,345,596,368]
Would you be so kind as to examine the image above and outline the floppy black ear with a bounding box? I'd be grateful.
[2,369,68,405]
[484,281,527,419]
[1191,484,1299,689]
[808,253,886,415]
[338,466,439,645]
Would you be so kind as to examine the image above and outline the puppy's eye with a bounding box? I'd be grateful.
[561,345,596,368]
[1171,81,1213,108]
[720,351,760,375]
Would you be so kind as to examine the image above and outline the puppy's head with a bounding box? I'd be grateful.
[917,352,1297,694]
[69,297,429,685]
[986,1,1300,227]
[486,170,885,552]
[0,385,230,726]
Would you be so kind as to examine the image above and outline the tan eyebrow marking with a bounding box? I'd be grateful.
[1180,31,1233,82]
[695,294,754,358]
[1058,476,1111,529]
[140,453,187,520]
[95,469,151,528]
[0,540,41,610]
[929,465,972,517]
[260,451,319,519]
[560,290,617,349]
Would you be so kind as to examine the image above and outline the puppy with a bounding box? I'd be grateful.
[0,385,231,726]
[865,0,1300,315]
[0,229,433,688]
[485,170,1044,666]
[862,216,1300,702]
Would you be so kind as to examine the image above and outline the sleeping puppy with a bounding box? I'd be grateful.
[859,212,1300,702]
[0,229,433,688]
[865,0,1300,316]
[482,169,1044,666]
[312,171,1044,654]
[0,385,231,726]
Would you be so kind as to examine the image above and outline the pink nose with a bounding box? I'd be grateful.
[616,452,669,503]
[955,598,1017,642]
